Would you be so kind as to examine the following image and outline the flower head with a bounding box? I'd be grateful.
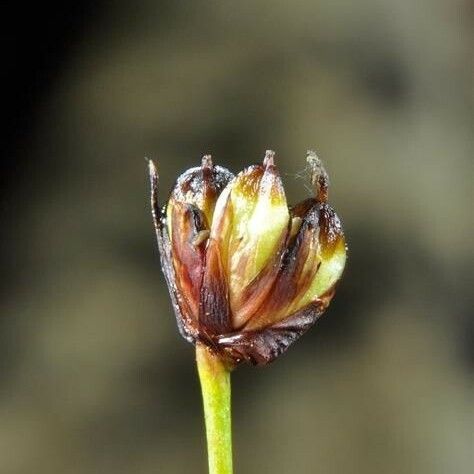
[149,151,346,366]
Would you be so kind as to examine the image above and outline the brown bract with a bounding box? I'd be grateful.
[149,151,346,366]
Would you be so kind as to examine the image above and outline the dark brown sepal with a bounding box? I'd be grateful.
[170,202,208,321]
[318,203,345,257]
[199,237,232,335]
[216,296,332,366]
[149,160,198,342]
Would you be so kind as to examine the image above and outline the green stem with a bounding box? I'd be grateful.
[196,343,233,474]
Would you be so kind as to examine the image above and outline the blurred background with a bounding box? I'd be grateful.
[1,1,472,473]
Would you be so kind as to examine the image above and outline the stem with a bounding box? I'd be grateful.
[196,343,233,474]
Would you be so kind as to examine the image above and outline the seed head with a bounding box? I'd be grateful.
[149,151,346,366]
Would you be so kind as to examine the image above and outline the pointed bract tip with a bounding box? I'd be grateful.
[201,154,213,169]
[306,149,322,166]
[263,150,276,168]
[148,159,158,178]
[306,150,329,202]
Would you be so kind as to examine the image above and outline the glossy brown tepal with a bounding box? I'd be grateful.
[149,150,347,367]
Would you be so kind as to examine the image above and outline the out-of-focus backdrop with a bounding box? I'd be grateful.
[1,1,472,473]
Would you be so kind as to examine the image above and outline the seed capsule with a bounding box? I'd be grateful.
[149,151,346,365]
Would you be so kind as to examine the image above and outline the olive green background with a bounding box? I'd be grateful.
[1,1,472,473]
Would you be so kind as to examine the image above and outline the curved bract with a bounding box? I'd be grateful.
[149,150,346,366]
